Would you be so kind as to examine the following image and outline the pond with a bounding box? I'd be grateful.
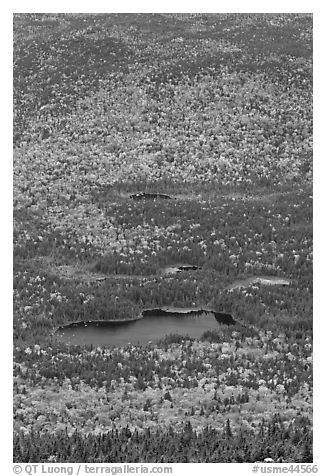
[56,309,235,347]
[162,264,202,275]
[130,192,172,200]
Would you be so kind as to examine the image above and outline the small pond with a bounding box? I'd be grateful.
[56,309,235,347]
[130,192,172,200]
[162,264,202,275]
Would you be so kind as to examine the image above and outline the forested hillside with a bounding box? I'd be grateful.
[13,13,313,463]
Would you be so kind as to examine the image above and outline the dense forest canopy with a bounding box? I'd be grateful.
[13,13,312,463]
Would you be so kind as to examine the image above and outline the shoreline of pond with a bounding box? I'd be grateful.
[56,307,237,333]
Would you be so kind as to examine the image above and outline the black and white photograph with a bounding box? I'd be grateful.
[11,7,316,470]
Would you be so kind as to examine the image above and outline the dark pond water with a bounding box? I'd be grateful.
[162,264,202,275]
[56,311,231,347]
[130,192,172,200]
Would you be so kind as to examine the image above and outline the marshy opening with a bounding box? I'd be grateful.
[227,276,291,290]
